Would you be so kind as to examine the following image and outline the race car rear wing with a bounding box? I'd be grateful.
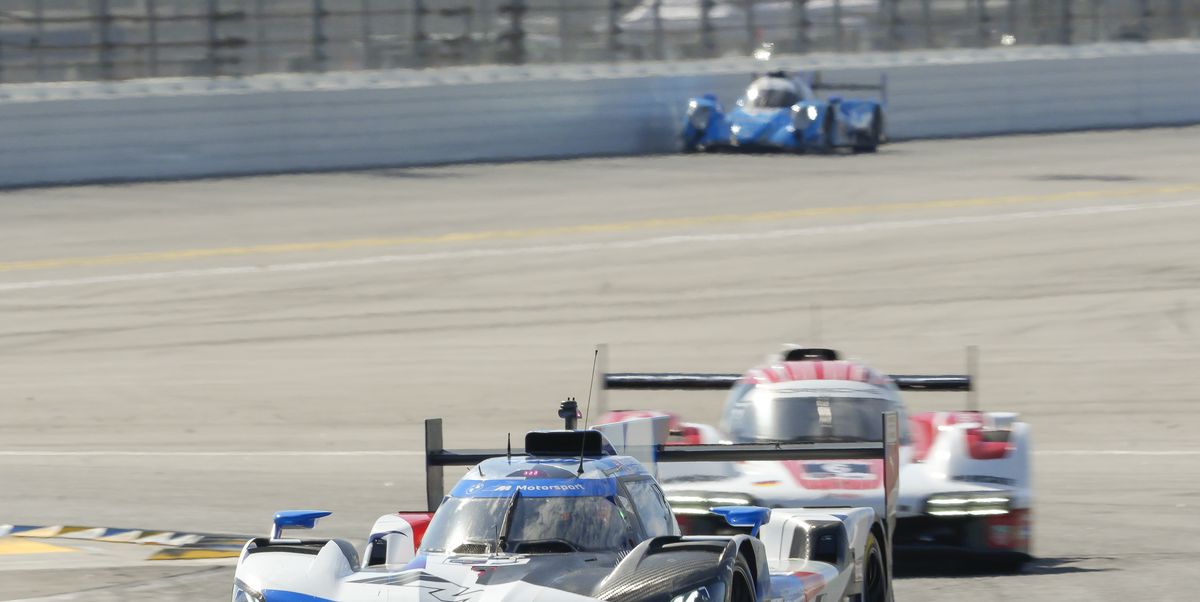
[422,412,901,535]
[810,71,888,105]
[595,345,983,419]
[603,372,970,391]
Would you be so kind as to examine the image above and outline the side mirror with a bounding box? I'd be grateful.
[271,510,331,540]
[710,506,771,537]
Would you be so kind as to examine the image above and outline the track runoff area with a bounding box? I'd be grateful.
[1,127,1199,601]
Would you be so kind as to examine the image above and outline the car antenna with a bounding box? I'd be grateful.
[577,347,600,476]
[506,432,512,464]
[967,345,980,412]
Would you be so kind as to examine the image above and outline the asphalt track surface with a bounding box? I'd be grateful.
[2,127,1200,600]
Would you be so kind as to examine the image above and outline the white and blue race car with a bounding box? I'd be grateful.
[682,70,886,154]
[232,404,900,602]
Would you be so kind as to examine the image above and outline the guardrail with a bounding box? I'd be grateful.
[0,41,1197,188]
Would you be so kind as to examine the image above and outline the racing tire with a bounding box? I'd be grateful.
[727,555,756,602]
[853,109,882,153]
[682,134,707,154]
[854,532,888,602]
[820,108,837,153]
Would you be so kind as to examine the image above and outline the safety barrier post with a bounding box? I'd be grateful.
[94,0,114,80]
[652,0,664,60]
[359,0,374,68]
[145,0,159,77]
[1137,0,1151,41]
[206,0,220,76]
[311,0,328,71]
[411,0,427,68]
[833,0,844,51]
[976,0,992,47]
[500,0,526,64]
[790,0,809,53]
[700,0,715,57]
[745,0,758,54]
[607,0,622,60]
[885,0,901,50]
[31,0,46,81]
[1058,0,1073,44]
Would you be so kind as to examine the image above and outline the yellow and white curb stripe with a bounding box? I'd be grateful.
[0,524,247,560]
[0,538,77,555]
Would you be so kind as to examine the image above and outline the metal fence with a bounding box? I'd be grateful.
[1,0,1197,83]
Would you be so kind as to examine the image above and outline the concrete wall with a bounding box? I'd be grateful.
[1,41,1198,188]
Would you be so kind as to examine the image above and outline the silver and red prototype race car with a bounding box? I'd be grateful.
[597,346,1032,571]
[232,403,902,601]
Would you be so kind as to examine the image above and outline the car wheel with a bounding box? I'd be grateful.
[857,532,887,602]
[727,555,756,602]
[853,109,882,153]
[821,108,837,153]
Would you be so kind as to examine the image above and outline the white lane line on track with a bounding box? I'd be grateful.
[0,450,423,457]
[3,196,1198,294]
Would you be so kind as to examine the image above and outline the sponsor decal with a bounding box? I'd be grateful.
[782,460,883,491]
[491,483,584,492]
[450,478,616,498]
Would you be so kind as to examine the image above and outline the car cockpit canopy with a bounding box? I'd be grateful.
[741,74,814,109]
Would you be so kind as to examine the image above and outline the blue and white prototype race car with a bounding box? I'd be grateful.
[232,403,901,602]
[682,70,886,154]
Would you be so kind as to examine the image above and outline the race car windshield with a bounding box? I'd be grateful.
[742,80,801,108]
[731,395,894,443]
[419,495,636,554]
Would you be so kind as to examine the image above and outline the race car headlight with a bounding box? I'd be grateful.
[925,492,1012,516]
[688,102,712,131]
[791,105,819,129]
[670,585,713,602]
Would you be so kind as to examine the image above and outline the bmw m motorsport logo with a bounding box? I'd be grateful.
[491,483,585,492]
[450,478,616,498]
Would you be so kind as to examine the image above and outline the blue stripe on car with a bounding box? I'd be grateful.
[262,590,336,602]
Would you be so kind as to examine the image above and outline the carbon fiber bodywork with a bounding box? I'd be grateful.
[594,536,765,602]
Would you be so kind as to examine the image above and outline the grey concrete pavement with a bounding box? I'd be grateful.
[1,128,1199,599]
